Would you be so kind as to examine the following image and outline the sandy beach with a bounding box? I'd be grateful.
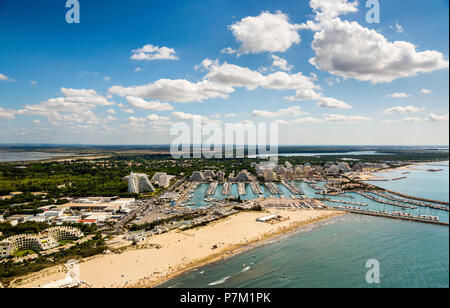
[11,209,344,288]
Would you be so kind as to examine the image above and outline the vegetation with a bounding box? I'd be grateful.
[0,232,105,285]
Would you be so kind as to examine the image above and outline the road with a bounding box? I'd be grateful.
[115,178,185,232]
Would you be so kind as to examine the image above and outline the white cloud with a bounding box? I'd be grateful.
[221,47,238,55]
[18,88,115,125]
[30,80,38,86]
[395,23,404,33]
[104,76,112,81]
[107,109,116,115]
[271,55,293,72]
[229,11,302,54]
[285,88,322,101]
[291,117,324,124]
[402,117,424,123]
[323,114,371,122]
[251,106,306,118]
[126,96,174,111]
[420,89,432,94]
[171,111,220,124]
[387,92,410,98]
[302,1,449,83]
[309,0,358,19]
[203,59,319,92]
[426,113,449,121]
[0,107,15,119]
[134,67,143,72]
[32,120,41,125]
[131,44,179,61]
[383,105,426,114]
[109,79,234,103]
[317,97,352,109]
[225,113,237,118]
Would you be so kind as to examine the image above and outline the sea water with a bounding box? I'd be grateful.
[163,161,449,288]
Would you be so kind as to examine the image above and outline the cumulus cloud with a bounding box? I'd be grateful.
[109,79,234,103]
[420,89,432,94]
[251,106,306,118]
[126,96,174,111]
[131,44,179,61]
[383,105,426,114]
[317,97,352,109]
[426,113,449,121]
[229,11,302,54]
[0,107,15,119]
[387,92,410,98]
[285,88,322,101]
[309,18,449,83]
[309,0,358,20]
[202,59,319,92]
[300,1,449,83]
[271,55,293,72]
[17,88,116,125]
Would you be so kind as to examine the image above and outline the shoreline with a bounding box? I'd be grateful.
[153,212,346,288]
[9,209,345,288]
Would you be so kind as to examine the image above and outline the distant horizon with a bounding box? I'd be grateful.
[0,143,448,148]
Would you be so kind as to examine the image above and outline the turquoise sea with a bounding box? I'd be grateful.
[161,161,449,288]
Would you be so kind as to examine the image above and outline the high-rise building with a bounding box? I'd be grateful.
[152,172,170,188]
[216,171,225,182]
[126,172,155,194]
[264,169,277,182]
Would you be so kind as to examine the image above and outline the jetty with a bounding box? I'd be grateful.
[221,182,231,195]
[265,182,282,195]
[372,191,449,211]
[357,191,417,209]
[250,182,263,194]
[205,182,218,196]
[384,189,449,206]
[325,199,368,207]
[238,183,246,195]
[337,206,448,226]
[281,181,301,195]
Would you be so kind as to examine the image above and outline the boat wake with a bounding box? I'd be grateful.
[208,276,231,286]
[241,266,251,273]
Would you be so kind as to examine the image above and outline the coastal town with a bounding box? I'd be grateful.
[0,154,448,288]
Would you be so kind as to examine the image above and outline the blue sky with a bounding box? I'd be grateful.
[0,0,448,145]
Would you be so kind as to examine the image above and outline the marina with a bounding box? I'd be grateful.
[221,182,231,195]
